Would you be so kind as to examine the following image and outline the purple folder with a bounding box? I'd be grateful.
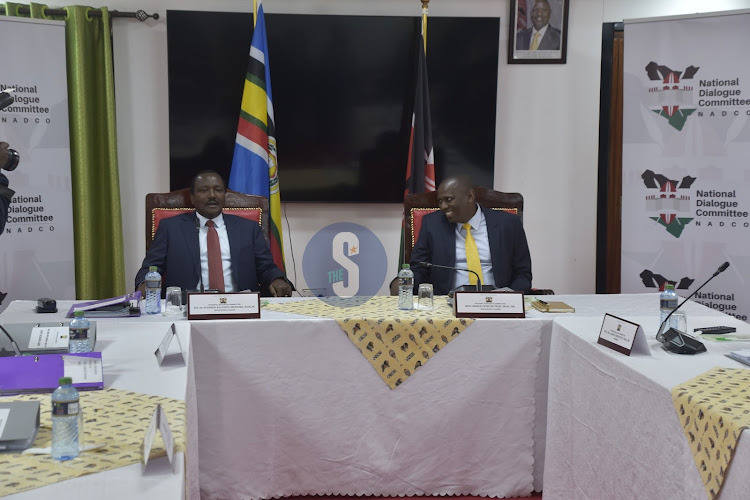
[0,352,104,395]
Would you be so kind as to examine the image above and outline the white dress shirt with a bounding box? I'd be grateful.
[196,212,235,292]
[453,204,495,289]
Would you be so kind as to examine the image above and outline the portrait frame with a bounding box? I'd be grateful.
[508,0,569,64]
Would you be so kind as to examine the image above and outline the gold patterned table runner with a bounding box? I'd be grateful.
[0,388,186,497]
[671,367,750,499]
[264,296,473,388]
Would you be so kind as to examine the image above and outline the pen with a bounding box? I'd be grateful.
[714,337,750,342]
[538,300,548,305]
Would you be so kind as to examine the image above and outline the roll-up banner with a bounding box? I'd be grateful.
[621,10,750,323]
[0,17,75,311]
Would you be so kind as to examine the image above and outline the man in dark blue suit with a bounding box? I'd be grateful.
[410,176,532,295]
[135,171,292,296]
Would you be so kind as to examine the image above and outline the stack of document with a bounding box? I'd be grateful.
[0,352,104,394]
[531,300,575,313]
[67,291,141,318]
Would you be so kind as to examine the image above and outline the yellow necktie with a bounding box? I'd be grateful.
[530,32,540,51]
[463,223,484,286]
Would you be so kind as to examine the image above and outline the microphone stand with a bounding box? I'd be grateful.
[656,262,729,354]
[0,324,21,356]
[415,261,482,291]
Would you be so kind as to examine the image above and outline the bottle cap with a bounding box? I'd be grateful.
[149,266,158,271]
[665,284,675,290]
[402,263,410,269]
[74,310,85,317]
[59,377,73,385]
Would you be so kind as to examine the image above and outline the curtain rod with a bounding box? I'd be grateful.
[0,6,159,21]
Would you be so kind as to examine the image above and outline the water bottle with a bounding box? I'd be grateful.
[51,377,80,461]
[68,311,91,353]
[659,284,679,329]
[398,264,414,310]
[145,266,162,315]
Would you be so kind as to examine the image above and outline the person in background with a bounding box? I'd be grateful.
[410,175,532,295]
[515,0,561,51]
[135,170,292,296]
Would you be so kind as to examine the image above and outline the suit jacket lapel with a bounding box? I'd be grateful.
[223,215,241,286]
[439,214,457,266]
[482,207,502,270]
[180,214,201,282]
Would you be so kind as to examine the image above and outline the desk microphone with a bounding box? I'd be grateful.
[656,261,730,355]
[195,216,205,293]
[0,324,21,357]
[414,261,482,291]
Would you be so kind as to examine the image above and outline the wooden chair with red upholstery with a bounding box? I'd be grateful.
[145,188,269,252]
[394,186,554,295]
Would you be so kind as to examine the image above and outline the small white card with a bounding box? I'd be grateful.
[454,291,525,318]
[154,324,186,365]
[63,356,104,384]
[27,327,69,350]
[158,405,175,464]
[597,313,652,356]
[0,408,9,436]
[141,403,175,466]
[187,292,260,320]
[142,406,158,465]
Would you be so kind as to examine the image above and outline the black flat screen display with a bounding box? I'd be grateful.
[167,11,499,202]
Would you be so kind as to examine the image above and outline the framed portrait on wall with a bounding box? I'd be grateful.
[508,0,569,64]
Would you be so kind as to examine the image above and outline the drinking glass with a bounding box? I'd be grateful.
[672,311,687,332]
[164,286,183,316]
[417,283,434,310]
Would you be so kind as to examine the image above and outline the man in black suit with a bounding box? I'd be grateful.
[135,170,292,296]
[515,0,561,51]
[410,176,532,295]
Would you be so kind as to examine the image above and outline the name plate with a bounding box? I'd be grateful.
[28,326,69,350]
[187,292,260,320]
[597,313,651,356]
[453,291,526,318]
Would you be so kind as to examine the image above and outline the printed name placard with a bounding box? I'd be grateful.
[154,323,186,366]
[597,313,652,356]
[187,292,260,320]
[454,291,526,318]
[63,355,104,384]
[141,403,175,466]
[28,327,69,350]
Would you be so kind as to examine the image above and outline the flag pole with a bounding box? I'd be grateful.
[253,0,258,27]
[421,0,430,52]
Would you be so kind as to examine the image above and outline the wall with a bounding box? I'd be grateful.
[46,0,750,294]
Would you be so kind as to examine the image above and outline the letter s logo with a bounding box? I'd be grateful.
[332,232,359,296]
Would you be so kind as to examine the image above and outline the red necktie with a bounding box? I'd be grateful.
[206,220,225,292]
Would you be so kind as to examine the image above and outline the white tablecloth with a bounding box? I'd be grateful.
[0,301,192,500]
[5,293,749,500]
[190,315,547,499]
[541,295,750,500]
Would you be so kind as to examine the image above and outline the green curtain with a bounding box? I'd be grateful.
[3,3,126,299]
